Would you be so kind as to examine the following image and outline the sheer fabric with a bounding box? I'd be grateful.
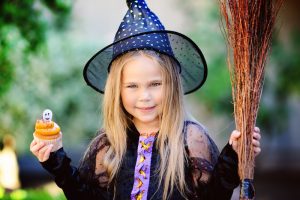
[79,121,220,195]
[41,120,239,199]
[184,121,219,186]
[78,129,110,188]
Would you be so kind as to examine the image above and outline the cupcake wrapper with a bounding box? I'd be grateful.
[33,132,63,152]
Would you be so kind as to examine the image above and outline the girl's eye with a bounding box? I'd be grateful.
[127,84,137,88]
[151,82,162,87]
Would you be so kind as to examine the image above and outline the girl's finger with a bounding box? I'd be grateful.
[30,142,45,153]
[254,147,261,155]
[38,144,50,157]
[41,145,53,162]
[229,130,241,145]
[253,132,261,140]
[37,145,51,161]
[254,127,260,133]
[30,139,37,149]
[252,139,260,147]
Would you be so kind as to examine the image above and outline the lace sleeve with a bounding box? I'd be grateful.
[185,121,240,200]
[78,129,110,188]
[40,129,111,200]
[185,121,219,186]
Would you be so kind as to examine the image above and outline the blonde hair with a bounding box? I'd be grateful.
[102,50,188,199]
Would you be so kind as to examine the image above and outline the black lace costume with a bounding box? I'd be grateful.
[41,121,240,199]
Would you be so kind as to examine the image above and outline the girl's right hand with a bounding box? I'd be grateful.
[30,140,53,162]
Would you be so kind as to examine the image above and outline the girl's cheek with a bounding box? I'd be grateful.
[156,90,164,102]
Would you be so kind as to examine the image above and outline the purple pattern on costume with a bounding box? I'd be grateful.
[131,134,156,200]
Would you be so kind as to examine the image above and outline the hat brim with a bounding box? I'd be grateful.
[83,30,207,95]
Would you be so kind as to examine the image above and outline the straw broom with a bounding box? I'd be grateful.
[219,0,284,199]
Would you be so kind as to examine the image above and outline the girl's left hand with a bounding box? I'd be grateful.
[229,127,261,157]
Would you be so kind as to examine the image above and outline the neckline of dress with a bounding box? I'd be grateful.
[128,123,159,143]
[139,132,158,137]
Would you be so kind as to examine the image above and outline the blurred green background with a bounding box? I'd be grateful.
[0,0,299,199]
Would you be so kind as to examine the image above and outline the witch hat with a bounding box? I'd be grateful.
[83,0,207,94]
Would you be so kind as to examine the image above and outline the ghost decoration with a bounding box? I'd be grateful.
[42,109,53,122]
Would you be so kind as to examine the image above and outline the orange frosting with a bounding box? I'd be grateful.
[34,120,60,140]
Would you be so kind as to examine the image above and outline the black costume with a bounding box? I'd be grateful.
[41,121,239,200]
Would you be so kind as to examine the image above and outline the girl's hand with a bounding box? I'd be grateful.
[229,127,261,157]
[30,140,53,162]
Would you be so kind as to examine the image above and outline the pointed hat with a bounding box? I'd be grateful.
[83,0,207,94]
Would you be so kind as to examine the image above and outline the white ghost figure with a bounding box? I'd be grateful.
[42,109,53,122]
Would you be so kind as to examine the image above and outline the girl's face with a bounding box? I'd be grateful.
[121,55,163,129]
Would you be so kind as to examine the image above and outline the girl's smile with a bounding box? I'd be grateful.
[136,106,156,110]
[136,106,157,116]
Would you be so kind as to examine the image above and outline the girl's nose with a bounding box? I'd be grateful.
[139,88,151,102]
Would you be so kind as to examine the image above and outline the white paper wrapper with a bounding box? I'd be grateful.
[33,132,62,152]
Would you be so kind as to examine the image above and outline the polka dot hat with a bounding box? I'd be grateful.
[83,0,207,94]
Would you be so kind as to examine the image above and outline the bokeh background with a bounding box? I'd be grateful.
[0,0,299,199]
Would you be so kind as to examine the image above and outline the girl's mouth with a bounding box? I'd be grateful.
[137,106,156,111]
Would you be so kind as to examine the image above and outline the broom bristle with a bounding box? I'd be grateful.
[219,0,284,186]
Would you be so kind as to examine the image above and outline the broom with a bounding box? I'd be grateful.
[219,0,284,199]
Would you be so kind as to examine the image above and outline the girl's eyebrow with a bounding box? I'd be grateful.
[123,82,137,85]
[148,79,162,83]
[123,79,162,84]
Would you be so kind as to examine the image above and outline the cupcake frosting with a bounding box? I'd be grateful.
[34,120,61,140]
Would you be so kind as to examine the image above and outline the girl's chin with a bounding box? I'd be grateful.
[133,115,159,124]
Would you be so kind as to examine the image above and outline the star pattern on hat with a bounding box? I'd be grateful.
[113,0,172,58]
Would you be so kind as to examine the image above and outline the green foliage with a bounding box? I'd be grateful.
[0,1,103,152]
[0,31,103,152]
[0,187,66,200]
[273,31,300,95]
[0,0,71,98]
[0,60,13,98]
[257,30,300,133]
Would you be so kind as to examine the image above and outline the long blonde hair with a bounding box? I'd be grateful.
[102,50,188,199]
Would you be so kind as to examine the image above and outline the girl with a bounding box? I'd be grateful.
[30,1,261,200]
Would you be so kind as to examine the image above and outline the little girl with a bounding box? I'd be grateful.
[30,1,261,200]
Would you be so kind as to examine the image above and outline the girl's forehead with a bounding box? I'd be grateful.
[122,55,162,81]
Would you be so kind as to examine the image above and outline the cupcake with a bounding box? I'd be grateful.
[33,109,62,152]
